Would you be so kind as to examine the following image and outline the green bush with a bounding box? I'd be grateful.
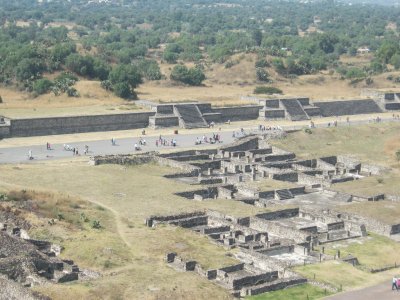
[253,86,283,95]
[33,78,53,95]
[256,68,270,82]
[92,220,102,229]
[170,65,205,86]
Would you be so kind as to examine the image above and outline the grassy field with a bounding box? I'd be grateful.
[246,284,332,300]
[295,261,399,292]
[315,233,400,269]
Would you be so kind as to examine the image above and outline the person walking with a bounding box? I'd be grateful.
[392,276,398,290]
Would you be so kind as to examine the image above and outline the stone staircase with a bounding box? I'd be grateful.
[275,189,294,200]
[280,99,310,121]
[174,104,208,129]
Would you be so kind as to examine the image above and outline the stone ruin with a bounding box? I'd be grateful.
[89,132,399,296]
[160,135,386,199]
[146,207,366,296]
[0,222,81,287]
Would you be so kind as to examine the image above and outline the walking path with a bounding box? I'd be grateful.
[325,281,400,300]
[0,116,399,164]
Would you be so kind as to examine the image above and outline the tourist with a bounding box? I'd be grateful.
[28,150,33,160]
[393,276,399,290]
[156,140,159,147]
[142,129,146,135]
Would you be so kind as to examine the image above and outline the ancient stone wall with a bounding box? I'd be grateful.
[219,136,259,153]
[155,156,201,174]
[90,154,156,166]
[9,112,155,137]
[250,218,311,243]
[148,116,179,128]
[212,106,262,121]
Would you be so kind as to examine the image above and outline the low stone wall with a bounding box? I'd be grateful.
[9,112,155,137]
[155,156,201,174]
[148,116,179,128]
[262,109,285,119]
[168,154,210,162]
[243,277,307,297]
[90,154,156,166]
[220,136,259,153]
[272,172,298,182]
[212,106,262,121]
[360,163,388,176]
[146,211,206,227]
[250,218,312,243]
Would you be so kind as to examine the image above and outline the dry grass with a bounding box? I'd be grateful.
[0,80,148,118]
[1,51,399,117]
[0,161,290,299]
[0,162,247,299]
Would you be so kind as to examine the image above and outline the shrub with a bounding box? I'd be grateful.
[256,68,270,82]
[304,128,313,134]
[255,58,269,68]
[33,78,53,95]
[92,220,102,229]
[170,65,205,86]
[253,86,283,95]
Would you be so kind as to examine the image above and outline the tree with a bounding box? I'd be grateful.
[109,65,142,89]
[16,58,46,81]
[51,43,76,64]
[256,68,270,82]
[390,54,400,70]
[252,29,262,47]
[33,78,53,95]
[107,65,143,99]
[170,65,205,86]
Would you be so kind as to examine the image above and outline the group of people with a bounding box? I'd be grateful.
[258,124,283,131]
[195,133,221,145]
[155,135,177,147]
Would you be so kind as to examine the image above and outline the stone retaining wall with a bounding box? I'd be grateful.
[212,106,262,121]
[90,154,156,166]
[8,112,155,137]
